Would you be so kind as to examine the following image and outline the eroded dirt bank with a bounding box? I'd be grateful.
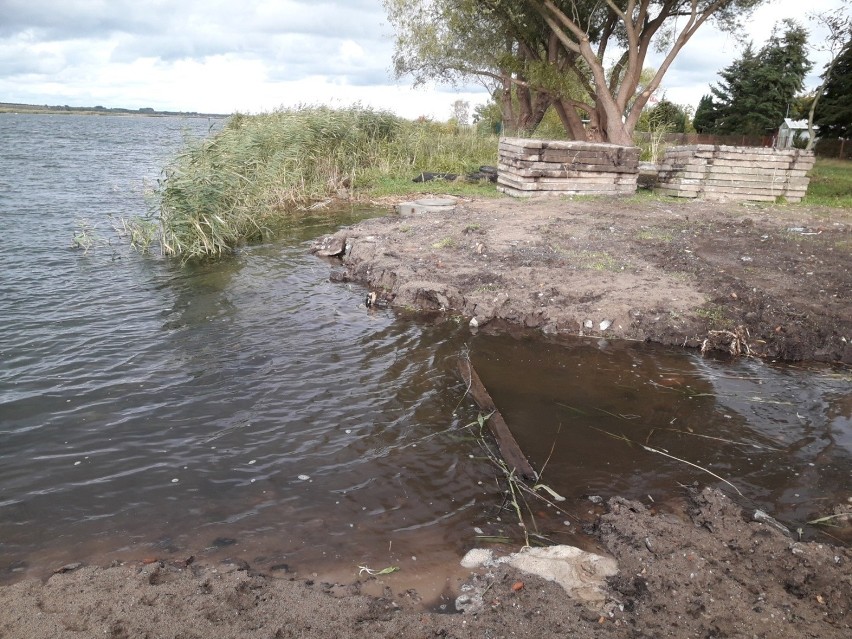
[1,489,849,638]
[314,196,850,363]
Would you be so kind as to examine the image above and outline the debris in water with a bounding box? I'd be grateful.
[53,562,82,574]
[297,474,310,481]
[753,510,792,537]
[358,565,399,577]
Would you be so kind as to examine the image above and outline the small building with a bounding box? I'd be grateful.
[776,118,818,149]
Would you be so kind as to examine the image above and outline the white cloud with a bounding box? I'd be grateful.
[0,0,846,119]
[652,0,847,109]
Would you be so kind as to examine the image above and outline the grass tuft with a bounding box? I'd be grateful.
[803,158,852,208]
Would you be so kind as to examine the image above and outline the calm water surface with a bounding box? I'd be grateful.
[0,115,849,590]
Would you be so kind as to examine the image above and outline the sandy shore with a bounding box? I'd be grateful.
[1,488,849,638]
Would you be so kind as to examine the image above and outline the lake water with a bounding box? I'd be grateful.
[0,114,849,594]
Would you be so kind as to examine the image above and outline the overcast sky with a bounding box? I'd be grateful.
[0,0,846,120]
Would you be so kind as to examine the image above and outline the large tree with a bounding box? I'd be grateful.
[807,9,851,145]
[813,36,852,139]
[384,0,767,144]
[710,20,811,136]
[384,1,571,135]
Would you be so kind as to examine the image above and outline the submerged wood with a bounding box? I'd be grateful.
[458,357,537,481]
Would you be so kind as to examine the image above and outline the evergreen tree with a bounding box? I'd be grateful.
[710,43,761,134]
[709,21,812,135]
[692,94,719,133]
[813,38,852,138]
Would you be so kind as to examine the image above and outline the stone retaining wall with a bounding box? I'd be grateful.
[656,145,814,202]
[497,138,639,197]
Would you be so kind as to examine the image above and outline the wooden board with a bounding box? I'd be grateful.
[457,358,537,482]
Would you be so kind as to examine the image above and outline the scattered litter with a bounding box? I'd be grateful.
[297,474,310,481]
[740,256,753,262]
[53,562,82,574]
[753,510,791,537]
[358,565,399,577]
[599,319,612,331]
[469,317,479,328]
[583,319,593,329]
[533,483,566,502]
[171,478,179,483]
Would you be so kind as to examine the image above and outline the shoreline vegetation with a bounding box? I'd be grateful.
[0,101,227,118]
[156,106,497,259]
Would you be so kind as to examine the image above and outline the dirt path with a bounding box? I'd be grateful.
[315,195,850,363]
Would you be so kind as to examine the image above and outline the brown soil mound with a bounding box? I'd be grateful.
[315,196,851,363]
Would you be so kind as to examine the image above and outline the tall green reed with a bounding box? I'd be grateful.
[156,106,498,260]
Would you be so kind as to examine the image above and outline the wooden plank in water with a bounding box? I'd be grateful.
[458,357,537,481]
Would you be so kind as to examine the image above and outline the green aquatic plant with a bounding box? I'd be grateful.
[113,215,159,254]
[155,105,499,260]
[71,219,105,254]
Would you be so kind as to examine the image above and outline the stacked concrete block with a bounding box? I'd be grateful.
[656,145,814,203]
[497,138,639,197]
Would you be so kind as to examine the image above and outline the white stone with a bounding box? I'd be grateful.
[505,545,618,603]
[460,548,494,568]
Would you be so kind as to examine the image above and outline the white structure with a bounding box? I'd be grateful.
[776,118,818,149]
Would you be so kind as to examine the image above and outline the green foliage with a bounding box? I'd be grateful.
[637,99,689,133]
[114,215,159,254]
[814,38,852,138]
[473,100,503,135]
[710,20,812,135]
[156,106,499,259]
[692,95,718,133]
[528,106,572,140]
[71,219,104,254]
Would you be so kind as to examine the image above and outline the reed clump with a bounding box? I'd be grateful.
[157,106,498,260]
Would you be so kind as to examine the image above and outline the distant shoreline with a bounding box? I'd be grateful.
[0,102,229,118]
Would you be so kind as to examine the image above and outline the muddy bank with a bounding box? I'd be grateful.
[1,488,849,638]
[314,196,850,363]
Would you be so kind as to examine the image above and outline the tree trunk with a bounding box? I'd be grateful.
[499,73,517,135]
[602,119,634,146]
[553,100,587,140]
